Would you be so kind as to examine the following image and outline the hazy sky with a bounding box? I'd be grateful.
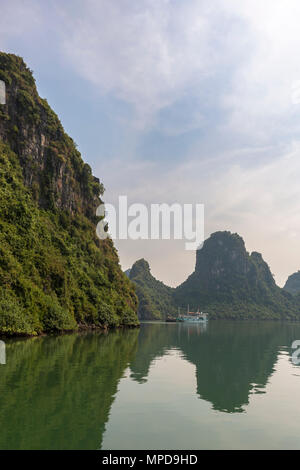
[1,0,300,286]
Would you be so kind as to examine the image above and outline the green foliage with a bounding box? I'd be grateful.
[284,271,300,295]
[174,231,300,320]
[0,290,36,335]
[0,52,104,217]
[0,140,138,335]
[0,51,139,335]
[129,259,177,320]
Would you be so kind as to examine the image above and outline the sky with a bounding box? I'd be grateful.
[1,0,300,287]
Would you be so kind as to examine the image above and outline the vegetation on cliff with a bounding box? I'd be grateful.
[130,232,300,320]
[0,53,138,335]
[128,259,176,320]
[284,271,300,296]
[174,231,299,319]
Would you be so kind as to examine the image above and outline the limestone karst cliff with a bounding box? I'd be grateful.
[284,271,300,296]
[0,52,138,335]
[130,232,299,320]
[174,231,298,319]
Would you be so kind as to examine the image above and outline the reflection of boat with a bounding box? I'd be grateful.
[177,306,208,323]
[178,321,208,335]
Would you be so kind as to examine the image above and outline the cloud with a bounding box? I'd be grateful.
[2,0,300,286]
[100,139,300,287]
[219,1,300,143]
[60,0,248,128]
[0,1,41,48]
[5,1,300,140]
[205,140,300,286]
[3,1,300,139]
[57,0,300,146]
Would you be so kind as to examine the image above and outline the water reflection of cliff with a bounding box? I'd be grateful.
[1,321,299,449]
[0,329,139,449]
[130,322,300,413]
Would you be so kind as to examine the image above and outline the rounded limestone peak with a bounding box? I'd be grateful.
[195,231,249,278]
[284,271,300,295]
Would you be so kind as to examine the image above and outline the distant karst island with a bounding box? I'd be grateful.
[128,231,300,321]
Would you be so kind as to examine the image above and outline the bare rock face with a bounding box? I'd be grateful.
[0,53,102,218]
[194,232,252,285]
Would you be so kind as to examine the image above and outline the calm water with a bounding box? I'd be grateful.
[0,321,300,449]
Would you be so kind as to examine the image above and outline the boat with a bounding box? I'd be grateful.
[176,305,208,323]
[165,316,177,323]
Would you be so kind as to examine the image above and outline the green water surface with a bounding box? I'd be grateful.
[0,321,300,449]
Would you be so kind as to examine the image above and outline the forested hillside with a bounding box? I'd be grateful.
[0,53,138,335]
